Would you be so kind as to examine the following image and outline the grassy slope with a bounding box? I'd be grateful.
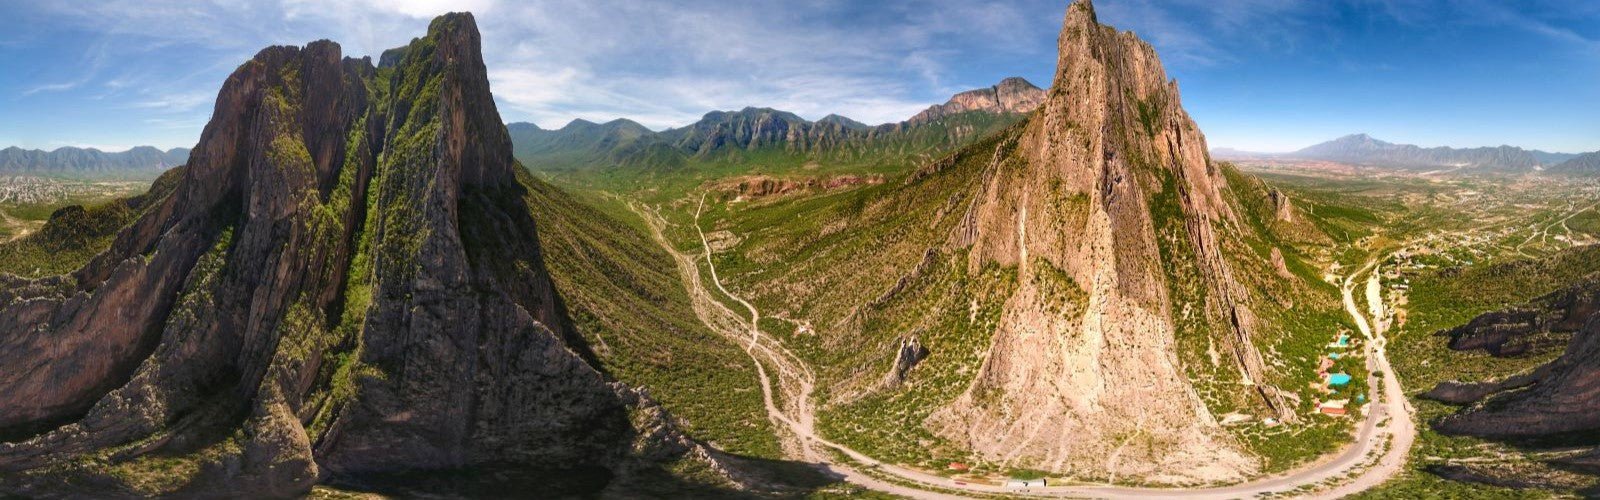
[1212,165,1367,471]
[516,168,780,459]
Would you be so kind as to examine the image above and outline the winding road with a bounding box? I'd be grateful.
[640,195,1417,498]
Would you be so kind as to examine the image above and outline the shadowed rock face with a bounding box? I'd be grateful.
[1425,279,1600,485]
[1432,280,1600,438]
[924,0,1284,483]
[0,13,700,497]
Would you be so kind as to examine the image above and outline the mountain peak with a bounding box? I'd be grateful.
[1065,0,1097,28]
[817,113,869,130]
[906,76,1047,125]
[0,11,696,494]
[928,0,1280,479]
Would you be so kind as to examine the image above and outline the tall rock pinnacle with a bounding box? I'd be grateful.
[0,12,699,497]
[926,0,1287,483]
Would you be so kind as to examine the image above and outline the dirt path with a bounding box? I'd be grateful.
[637,196,1420,498]
[0,208,37,243]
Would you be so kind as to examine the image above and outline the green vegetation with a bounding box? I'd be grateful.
[0,166,182,277]
[521,111,1023,205]
[1393,244,1600,388]
[817,253,1016,469]
[517,169,780,458]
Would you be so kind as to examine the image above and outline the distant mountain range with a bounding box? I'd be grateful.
[509,77,1046,173]
[1549,151,1600,176]
[0,146,189,179]
[1214,133,1588,174]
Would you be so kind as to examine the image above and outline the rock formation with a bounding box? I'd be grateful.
[1424,278,1600,485]
[906,77,1046,125]
[925,0,1287,483]
[880,336,930,390]
[0,13,717,497]
[1269,188,1294,222]
[1431,279,1600,438]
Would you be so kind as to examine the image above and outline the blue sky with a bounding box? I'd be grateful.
[1,0,1596,153]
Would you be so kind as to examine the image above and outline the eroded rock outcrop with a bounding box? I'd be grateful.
[0,13,720,497]
[1432,279,1600,437]
[925,0,1284,483]
[1423,278,1600,487]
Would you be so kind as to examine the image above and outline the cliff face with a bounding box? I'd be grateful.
[0,13,702,497]
[925,0,1284,483]
[1422,279,1600,483]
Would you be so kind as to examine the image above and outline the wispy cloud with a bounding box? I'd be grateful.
[1096,0,1323,67]
[129,91,213,112]
[22,79,88,96]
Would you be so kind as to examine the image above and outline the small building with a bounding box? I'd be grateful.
[947,462,969,471]
[1005,478,1047,489]
[1319,399,1349,416]
[1328,373,1353,387]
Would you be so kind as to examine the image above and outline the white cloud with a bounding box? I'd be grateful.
[360,0,498,19]
[22,79,88,96]
[12,0,1060,142]
[129,91,213,112]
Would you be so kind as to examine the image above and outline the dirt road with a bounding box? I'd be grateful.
[0,208,37,243]
[640,196,1418,498]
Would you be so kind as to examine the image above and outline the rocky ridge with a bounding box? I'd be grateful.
[1550,151,1600,177]
[508,77,1046,172]
[1424,278,1600,481]
[0,13,727,497]
[906,77,1045,125]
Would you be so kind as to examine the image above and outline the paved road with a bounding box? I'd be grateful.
[659,196,1417,498]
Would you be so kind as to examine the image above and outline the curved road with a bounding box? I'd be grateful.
[653,195,1416,498]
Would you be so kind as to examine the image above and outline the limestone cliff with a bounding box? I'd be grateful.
[0,13,715,497]
[925,0,1286,483]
